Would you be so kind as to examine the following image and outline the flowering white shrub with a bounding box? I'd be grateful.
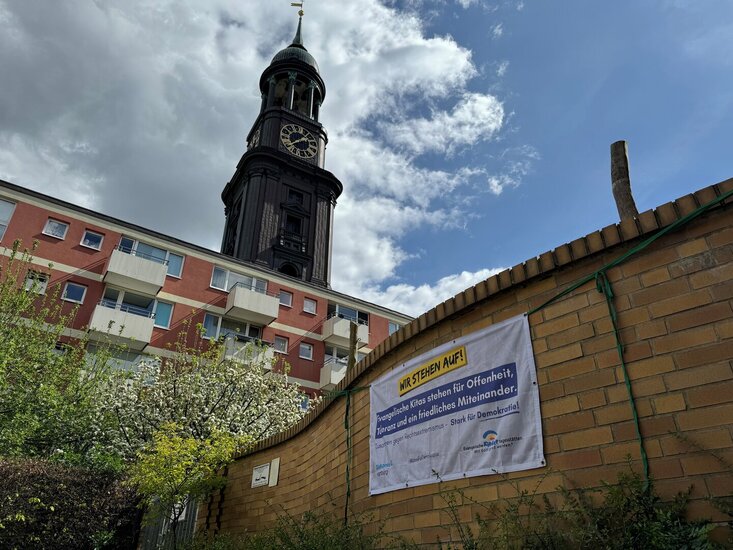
[97,324,313,460]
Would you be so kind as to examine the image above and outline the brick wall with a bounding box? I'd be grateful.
[200,179,733,545]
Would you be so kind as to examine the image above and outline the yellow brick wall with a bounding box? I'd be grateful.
[199,181,733,545]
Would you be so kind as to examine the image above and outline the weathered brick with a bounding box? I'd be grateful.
[580,333,616,355]
[594,402,634,425]
[659,428,733,456]
[707,226,733,248]
[543,411,595,435]
[579,389,607,410]
[560,427,613,451]
[622,248,679,278]
[666,302,732,333]
[548,448,602,470]
[626,355,676,380]
[546,356,595,382]
[630,278,689,307]
[579,303,608,324]
[546,323,595,349]
[601,441,643,464]
[635,319,667,340]
[649,457,684,479]
[541,395,580,417]
[651,326,717,354]
[640,267,671,287]
[676,403,733,431]
[653,393,686,414]
[675,342,733,370]
[717,318,733,339]
[689,262,733,289]
[542,293,591,321]
[564,368,617,394]
[680,453,733,476]
[535,343,584,368]
[648,289,713,318]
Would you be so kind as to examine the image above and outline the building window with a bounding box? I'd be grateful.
[80,230,104,250]
[299,342,313,360]
[388,321,400,335]
[328,303,369,325]
[0,198,16,241]
[303,298,317,315]
[24,271,49,294]
[118,237,184,277]
[202,313,261,341]
[210,267,267,294]
[279,290,293,307]
[62,282,87,304]
[274,336,288,354]
[153,301,173,329]
[43,219,69,240]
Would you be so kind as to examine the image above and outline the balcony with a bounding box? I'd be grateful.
[320,357,347,390]
[87,301,155,351]
[321,314,369,349]
[225,282,279,325]
[221,335,275,368]
[104,248,167,296]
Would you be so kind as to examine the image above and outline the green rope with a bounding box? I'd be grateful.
[324,386,368,525]
[596,270,650,485]
[526,187,733,486]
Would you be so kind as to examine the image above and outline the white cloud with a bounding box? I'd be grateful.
[491,23,504,39]
[357,268,505,317]
[497,60,509,77]
[0,0,522,314]
[381,93,504,156]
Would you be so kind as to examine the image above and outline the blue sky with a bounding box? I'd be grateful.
[1,1,731,315]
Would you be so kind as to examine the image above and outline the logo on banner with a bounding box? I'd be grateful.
[483,430,498,447]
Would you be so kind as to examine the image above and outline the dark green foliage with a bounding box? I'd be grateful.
[0,458,141,550]
[438,468,716,550]
[184,509,418,550]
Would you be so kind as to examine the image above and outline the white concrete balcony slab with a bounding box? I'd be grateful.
[104,248,167,296]
[320,357,347,390]
[222,336,275,368]
[225,283,279,326]
[321,316,369,349]
[87,303,155,351]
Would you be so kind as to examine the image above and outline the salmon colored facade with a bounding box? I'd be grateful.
[0,178,410,394]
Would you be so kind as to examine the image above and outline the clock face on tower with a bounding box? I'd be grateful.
[280,124,318,159]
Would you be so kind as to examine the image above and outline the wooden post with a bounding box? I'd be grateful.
[348,322,358,370]
[611,140,639,220]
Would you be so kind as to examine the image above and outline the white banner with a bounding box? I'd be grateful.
[369,314,544,495]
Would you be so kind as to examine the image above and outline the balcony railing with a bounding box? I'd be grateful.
[321,314,369,349]
[99,298,155,318]
[221,334,275,367]
[225,282,279,325]
[104,248,167,296]
[116,245,169,265]
[277,231,307,253]
[320,356,348,389]
[88,301,155,350]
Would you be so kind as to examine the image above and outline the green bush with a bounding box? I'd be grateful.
[0,458,140,550]
[438,468,716,550]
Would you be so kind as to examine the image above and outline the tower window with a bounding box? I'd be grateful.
[285,215,302,235]
[287,189,304,205]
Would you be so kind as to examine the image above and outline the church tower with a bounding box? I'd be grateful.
[220,15,343,287]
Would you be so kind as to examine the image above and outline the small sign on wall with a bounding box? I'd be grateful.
[251,463,270,488]
[251,457,281,488]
